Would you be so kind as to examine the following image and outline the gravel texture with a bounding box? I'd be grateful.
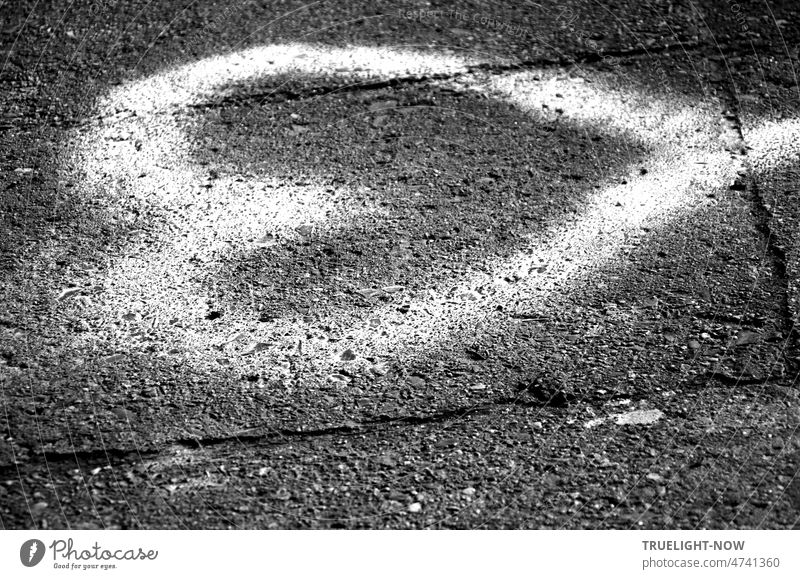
[1,0,799,529]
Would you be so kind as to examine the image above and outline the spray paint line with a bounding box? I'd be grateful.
[66,44,744,376]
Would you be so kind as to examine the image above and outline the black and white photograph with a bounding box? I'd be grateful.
[1,0,799,568]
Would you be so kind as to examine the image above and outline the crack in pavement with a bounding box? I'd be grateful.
[4,373,791,475]
[0,392,546,471]
[185,41,705,109]
[6,367,792,472]
[714,71,800,376]
[0,39,779,133]
[109,39,768,116]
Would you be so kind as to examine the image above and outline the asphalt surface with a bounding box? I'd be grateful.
[1,0,800,529]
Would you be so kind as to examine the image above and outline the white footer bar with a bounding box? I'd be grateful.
[2,530,798,578]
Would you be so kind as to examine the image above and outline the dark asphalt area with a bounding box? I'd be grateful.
[1,0,800,529]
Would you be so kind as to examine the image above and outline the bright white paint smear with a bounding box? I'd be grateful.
[62,43,796,380]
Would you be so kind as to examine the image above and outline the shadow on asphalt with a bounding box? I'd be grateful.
[184,76,649,326]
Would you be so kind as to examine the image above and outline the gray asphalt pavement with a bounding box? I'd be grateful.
[1,0,800,529]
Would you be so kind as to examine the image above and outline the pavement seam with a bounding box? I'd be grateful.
[715,74,800,379]
[5,38,766,129]
[184,40,763,112]
[1,392,550,470]
[6,374,795,471]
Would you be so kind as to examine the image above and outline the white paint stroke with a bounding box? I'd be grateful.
[64,44,747,378]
